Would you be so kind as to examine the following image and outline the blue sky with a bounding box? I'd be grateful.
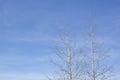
[0,0,120,80]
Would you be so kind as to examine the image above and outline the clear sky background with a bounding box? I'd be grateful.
[0,0,120,80]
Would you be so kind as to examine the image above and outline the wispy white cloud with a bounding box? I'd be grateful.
[0,54,50,64]
[0,72,118,80]
[108,72,120,80]
[0,72,47,80]
[0,54,52,74]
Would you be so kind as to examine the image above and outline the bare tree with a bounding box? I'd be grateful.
[85,26,112,80]
[49,32,86,80]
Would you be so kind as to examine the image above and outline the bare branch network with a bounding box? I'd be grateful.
[48,27,113,80]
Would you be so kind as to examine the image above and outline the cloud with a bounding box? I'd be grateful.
[0,54,53,75]
[0,54,52,72]
[0,54,50,64]
[109,72,120,80]
[0,72,47,80]
[0,33,59,49]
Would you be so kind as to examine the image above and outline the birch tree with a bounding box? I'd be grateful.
[85,26,112,80]
[49,33,86,80]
